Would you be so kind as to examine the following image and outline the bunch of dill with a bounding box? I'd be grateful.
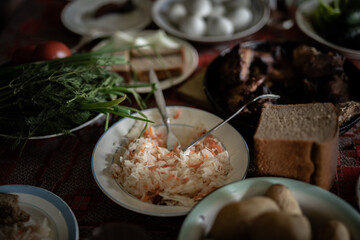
[0,45,153,146]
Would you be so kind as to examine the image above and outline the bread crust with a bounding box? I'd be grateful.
[254,139,315,182]
[111,46,185,83]
[254,103,339,190]
[311,131,339,189]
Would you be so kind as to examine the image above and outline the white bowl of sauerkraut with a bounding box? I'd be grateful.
[91,106,249,216]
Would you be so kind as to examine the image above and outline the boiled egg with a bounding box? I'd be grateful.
[167,2,187,25]
[226,7,253,31]
[225,0,251,9]
[185,0,212,17]
[179,16,207,36]
[209,4,226,17]
[211,0,230,3]
[207,16,234,36]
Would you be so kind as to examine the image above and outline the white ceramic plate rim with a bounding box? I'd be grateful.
[0,113,104,140]
[0,184,79,240]
[295,0,360,60]
[178,177,360,240]
[93,30,199,93]
[61,0,152,36]
[91,106,249,217]
[152,0,270,43]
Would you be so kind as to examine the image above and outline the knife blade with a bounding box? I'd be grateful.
[149,69,169,123]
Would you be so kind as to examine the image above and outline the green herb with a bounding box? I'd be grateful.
[0,45,155,148]
[310,0,360,50]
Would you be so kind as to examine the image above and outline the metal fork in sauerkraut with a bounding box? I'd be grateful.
[110,126,232,207]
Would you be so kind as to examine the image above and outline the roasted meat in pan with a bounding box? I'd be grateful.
[214,41,354,128]
[292,45,344,78]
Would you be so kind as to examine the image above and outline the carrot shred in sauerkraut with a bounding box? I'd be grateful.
[110,126,232,207]
[173,109,182,119]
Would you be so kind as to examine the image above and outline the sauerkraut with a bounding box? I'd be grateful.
[110,126,232,207]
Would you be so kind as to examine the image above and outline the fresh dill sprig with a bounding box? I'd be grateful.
[0,46,155,148]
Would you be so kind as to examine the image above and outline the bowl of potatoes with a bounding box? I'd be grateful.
[178,177,360,240]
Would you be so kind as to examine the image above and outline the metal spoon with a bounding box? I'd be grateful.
[149,69,180,151]
[182,94,280,151]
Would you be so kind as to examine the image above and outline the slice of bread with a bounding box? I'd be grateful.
[130,46,183,57]
[111,50,131,81]
[253,103,339,190]
[111,46,185,83]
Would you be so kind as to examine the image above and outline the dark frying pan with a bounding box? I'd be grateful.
[204,40,360,142]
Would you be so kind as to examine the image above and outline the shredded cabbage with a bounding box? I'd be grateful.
[111,126,232,207]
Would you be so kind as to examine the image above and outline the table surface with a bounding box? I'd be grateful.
[0,1,360,239]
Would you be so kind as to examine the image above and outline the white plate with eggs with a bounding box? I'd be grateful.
[152,0,270,43]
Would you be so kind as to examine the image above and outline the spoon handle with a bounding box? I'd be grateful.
[182,94,280,151]
[149,69,170,125]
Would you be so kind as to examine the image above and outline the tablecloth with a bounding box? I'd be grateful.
[0,1,359,239]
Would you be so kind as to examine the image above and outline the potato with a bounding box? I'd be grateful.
[265,184,302,215]
[315,220,351,240]
[250,211,312,240]
[207,184,349,240]
[208,196,279,240]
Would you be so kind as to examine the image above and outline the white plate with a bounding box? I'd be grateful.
[178,177,360,240]
[93,30,199,93]
[61,0,152,36]
[0,185,79,240]
[152,0,270,43]
[0,113,104,140]
[91,106,249,217]
[296,0,360,60]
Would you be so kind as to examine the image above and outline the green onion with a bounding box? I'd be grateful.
[0,45,155,148]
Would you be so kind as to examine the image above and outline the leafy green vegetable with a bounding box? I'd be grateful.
[310,0,360,50]
[311,0,341,32]
[0,45,155,147]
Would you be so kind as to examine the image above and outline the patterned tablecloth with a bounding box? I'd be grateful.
[0,1,359,239]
